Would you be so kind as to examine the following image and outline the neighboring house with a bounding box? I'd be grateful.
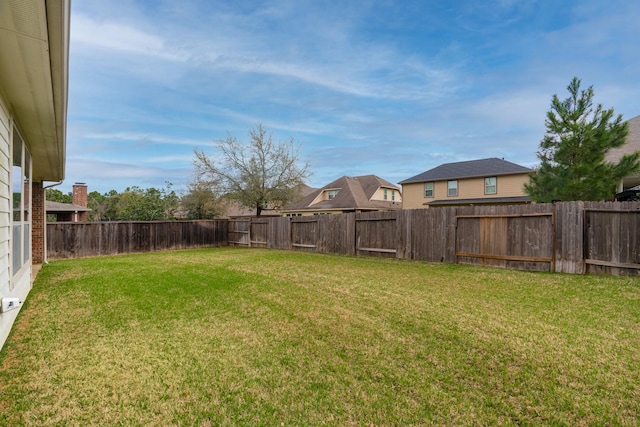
[400,158,533,209]
[46,201,91,222]
[224,184,317,218]
[1,1,70,350]
[282,175,402,216]
[606,114,640,193]
[46,183,91,222]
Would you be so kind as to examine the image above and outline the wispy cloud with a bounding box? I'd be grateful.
[63,0,640,193]
[83,131,214,148]
[71,13,188,62]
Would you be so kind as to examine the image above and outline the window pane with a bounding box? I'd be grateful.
[448,180,458,196]
[24,149,30,221]
[12,131,22,221]
[12,223,21,273]
[24,223,30,262]
[424,182,434,197]
[485,177,497,194]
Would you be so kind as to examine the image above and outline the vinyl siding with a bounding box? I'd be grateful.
[371,187,402,202]
[401,173,531,209]
[0,94,32,350]
[0,95,11,292]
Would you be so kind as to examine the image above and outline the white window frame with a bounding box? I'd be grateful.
[485,177,497,195]
[447,180,458,197]
[10,124,31,286]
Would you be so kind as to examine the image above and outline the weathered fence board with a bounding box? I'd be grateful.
[250,219,269,247]
[554,202,585,274]
[268,217,291,250]
[408,207,456,262]
[47,220,228,259]
[290,217,319,251]
[455,208,554,272]
[228,218,250,246]
[355,211,399,258]
[318,213,355,255]
[584,201,640,275]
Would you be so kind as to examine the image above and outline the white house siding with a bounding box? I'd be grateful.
[0,94,31,350]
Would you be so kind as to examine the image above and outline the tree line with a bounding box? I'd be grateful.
[47,183,229,222]
[46,185,184,222]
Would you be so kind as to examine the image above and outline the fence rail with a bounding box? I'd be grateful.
[47,202,640,276]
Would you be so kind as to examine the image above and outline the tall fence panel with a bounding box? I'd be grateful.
[250,219,269,247]
[584,201,640,275]
[406,207,457,262]
[268,217,291,250]
[318,213,356,255]
[454,204,554,272]
[228,218,250,246]
[355,211,399,257]
[290,217,319,252]
[47,220,228,259]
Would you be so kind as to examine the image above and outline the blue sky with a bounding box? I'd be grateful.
[64,0,640,195]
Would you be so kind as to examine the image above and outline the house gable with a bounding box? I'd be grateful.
[283,175,401,215]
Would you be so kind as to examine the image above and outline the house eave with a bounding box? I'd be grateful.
[400,171,532,185]
[424,196,532,206]
[0,0,70,182]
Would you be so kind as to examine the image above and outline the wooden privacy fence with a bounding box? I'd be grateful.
[47,220,228,259]
[228,202,640,276]
[48,202,640,275]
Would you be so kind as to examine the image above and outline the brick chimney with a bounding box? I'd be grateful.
[72,183,88,222]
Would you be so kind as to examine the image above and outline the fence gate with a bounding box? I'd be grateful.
[250,219,269,247]
[290,217,319,251]
[584,207,640,275]
[455,213,554,271]
[228,218,250,246]
[355,215,398,257]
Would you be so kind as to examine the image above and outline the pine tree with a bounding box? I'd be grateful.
[525,77,639,202]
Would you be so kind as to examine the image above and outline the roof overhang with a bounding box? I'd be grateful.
[425,196,532,206]
[400,171,533,185]
[45,201,91,213]
[0,0,70,182]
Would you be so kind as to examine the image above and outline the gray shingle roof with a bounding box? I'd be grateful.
[399,157,533,184]
[46,201,91,212]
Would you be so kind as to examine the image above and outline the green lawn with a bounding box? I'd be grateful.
[1,248,639,426]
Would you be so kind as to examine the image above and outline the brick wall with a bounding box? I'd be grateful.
[32,182,44,264]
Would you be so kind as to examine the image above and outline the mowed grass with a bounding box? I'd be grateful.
[1,248,639,426]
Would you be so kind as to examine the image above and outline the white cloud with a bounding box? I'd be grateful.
[83,131,214,147]
[71,13,188,62]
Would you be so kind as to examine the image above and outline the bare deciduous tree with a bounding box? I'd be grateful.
[194,124,310,216]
